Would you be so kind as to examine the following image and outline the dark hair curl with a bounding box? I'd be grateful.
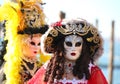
[44,36,94,83]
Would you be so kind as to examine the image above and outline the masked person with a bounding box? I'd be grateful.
[28,18,108,84]
[0,0,51,84]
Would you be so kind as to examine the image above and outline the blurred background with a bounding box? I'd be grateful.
[0,0,120,84]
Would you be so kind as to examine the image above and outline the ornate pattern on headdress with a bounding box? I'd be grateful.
[17,0,47,33]
[45,19,103,58]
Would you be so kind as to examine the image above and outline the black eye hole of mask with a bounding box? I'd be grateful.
[65,41,72,47]
[30,41,41,46]
[65,41,82,47]
[75,42,82,47]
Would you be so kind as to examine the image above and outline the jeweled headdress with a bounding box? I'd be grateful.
[44,18,103,59]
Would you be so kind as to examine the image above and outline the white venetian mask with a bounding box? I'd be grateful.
[64,35,83,61]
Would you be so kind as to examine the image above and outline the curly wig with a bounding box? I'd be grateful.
[43,35,98,83]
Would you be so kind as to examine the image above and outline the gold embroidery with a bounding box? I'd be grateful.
[20,56,38,82]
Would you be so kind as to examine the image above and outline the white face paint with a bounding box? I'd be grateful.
[64,35,83,61]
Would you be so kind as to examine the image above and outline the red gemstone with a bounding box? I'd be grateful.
[68,63,71,67]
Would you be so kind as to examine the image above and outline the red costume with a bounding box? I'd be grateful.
[28,19,108,84]
[28,62,108,84]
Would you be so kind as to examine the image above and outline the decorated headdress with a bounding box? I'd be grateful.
[0,0,49,84]
[44,18,103,60]
[0,0,48,36]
